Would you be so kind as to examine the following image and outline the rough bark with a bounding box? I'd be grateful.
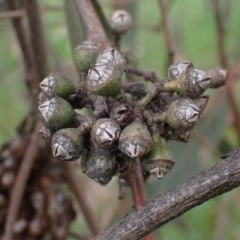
[94,148,240,240]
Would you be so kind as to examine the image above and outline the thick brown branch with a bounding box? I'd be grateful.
[3,122,42,240]
[73,0,110,50]
[93,148,240,240]
[64,162,101,236]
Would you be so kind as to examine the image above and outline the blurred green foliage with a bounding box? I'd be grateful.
[1,0,240,239]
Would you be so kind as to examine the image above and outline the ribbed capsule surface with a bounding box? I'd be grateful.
[142,140,175,179]
[110,103,134,127]
[39,125,52,141]
[167,62,212,98]
[81,148,118,186]
[51,128,84,161]
[119,118,153,158]
[40,72,75,98]
[166,98,200,131]
[97,48,126,69]
[38,97,76,130]
[87,63,122,96]
[108,9,133,34]
[74,39,100,73]
[91,118,121,149]
[168,61,191,81]
[207,67,227,88]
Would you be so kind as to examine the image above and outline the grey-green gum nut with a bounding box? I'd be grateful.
[38,96,76,131]
[118,117,153,158]
[74,40,100,74]
[142,136,174,179]
[91,118,121,149]
[40,72,75,99]
[87,63,122,97]
[51,128,84,161]
[81,148,117,186]
[165,98,200,131]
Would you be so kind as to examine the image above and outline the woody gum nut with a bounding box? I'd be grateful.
[168,61,192,81]
[81,148,118,186]
[74,39,100,73]
[87,63,122,97]
[91,118,121,149]
[40,72,75,98]
[97,48,126,69]
[166,98,200,131]
[51,128,84,161]
[38,97,76,130]
[108,9,133,34]
[119,118,153,158]
[142,140,175,179]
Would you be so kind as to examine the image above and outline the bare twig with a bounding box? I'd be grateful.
[93,148,240,240]
[21,0,49,81]
[192,130,221,158]
[6,0,39,97]
[0,6,63,20]
[127,160,153,240]
[126,65,163,83]
[64,162,101,236]
[3,122,42,240]
[157,0,174,69]
[211,0,240,141]
[128,160,146,211]
[211,0,227,68]
[73,0,110,51]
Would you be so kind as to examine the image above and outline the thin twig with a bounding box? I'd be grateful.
[126,65,163,83]
[3,122,42,240]
[6,0,39,98]
[73,0,110,51]
[157,0,174,70]
[93,148,240,240]
[192,130,221,158]
[211,0,240,141]
[0,6,63,20]
[21,0,49,81]
[127,159,154,240]
[64,162,101,236]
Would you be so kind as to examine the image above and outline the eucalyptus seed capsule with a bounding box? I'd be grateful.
[51,128,84,161]
[207,67,227,88]
[91,118,121,149]
[192,95,209,114]
[163,126,190,142]
[166,62,212,98]
[37,91,50,105]
[109,103,134,127]
[108,9,133,34]
[39,124,52,142]
[87,63,122,97]
[38,97,76,130]
[119,117,153,158]
[165,98,200,131]
[81,148,118,186]
[142,140,175,179]
[40,72,75,98]
[74,39,100,73]
[168,61,191,81]
[97,48,126,70]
